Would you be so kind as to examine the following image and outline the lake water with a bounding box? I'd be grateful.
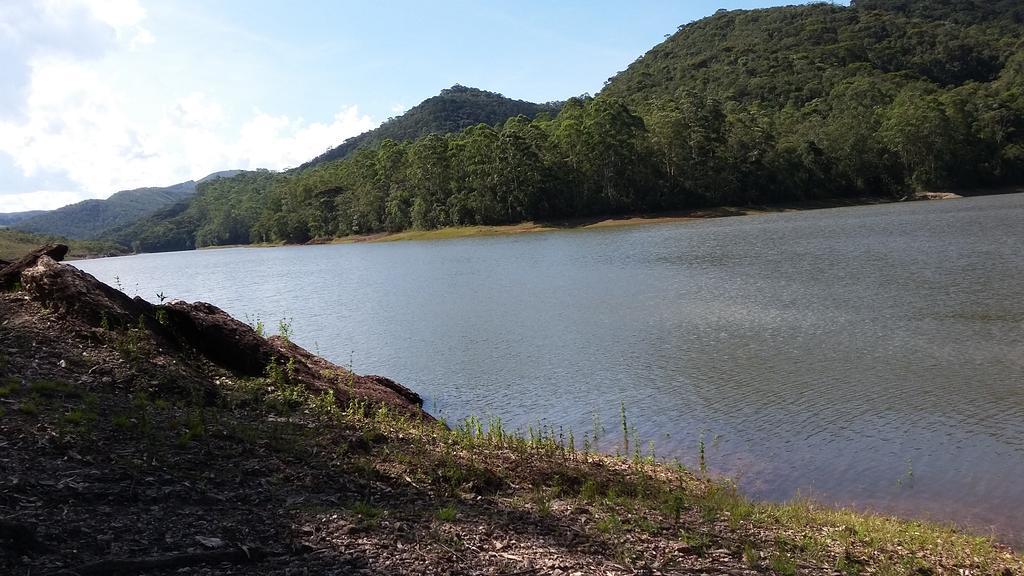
[75,194,1024,545]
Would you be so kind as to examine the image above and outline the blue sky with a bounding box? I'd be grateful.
[0,1,848,213]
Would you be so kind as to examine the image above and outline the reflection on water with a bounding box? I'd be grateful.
[76,193,1024,545]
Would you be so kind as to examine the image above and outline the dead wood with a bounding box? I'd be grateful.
[0,243,68,288]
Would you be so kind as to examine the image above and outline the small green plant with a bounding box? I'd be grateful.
[634,516,659,534]
[743,544,761,568]
[309,390,340,421]
[62,407,97,426]
[620,401,629,452]
[277,317,293,341]
[770,551,798,576]
[28,379,81,399]
[661,491,687,525]
[699,433,707,475]
[532,489,553,517]
[680,529,713,557]
[591,411,604,442]
[246,314,266,337]
[580,479,600,501]
[177,409,206,445]
[435,505,457,522]
[351,500,383,524]
[19,399,39,415]
[596,513,623,535]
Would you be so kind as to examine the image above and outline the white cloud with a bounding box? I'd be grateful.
[234,107,376,170]
[0,2,377,213]
[173,92,225,129]
[0,60,376,211]
[0,57,169,199]
[0,0,152,117]
[76,0,147,32]
[0,190,84,212]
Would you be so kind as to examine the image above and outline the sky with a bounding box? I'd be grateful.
[0,0,848,213]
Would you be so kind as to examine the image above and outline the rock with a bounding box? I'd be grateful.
[160,300,274,376]
[363,375,424,408]
[265,336,428,418]
[20,255,153,329]
[0,244,69,289]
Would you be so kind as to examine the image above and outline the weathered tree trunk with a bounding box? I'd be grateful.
[20,255,153,329]
[0,244,68,289]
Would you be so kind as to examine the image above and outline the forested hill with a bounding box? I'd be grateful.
[599,0,1023,107]
[301,85,563,168]
[14,170,241,240]
[853,0,1024,25]
[115,1,1024,253]
[0,211,46,227]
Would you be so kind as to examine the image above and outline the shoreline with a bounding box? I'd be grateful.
[321,196,904,245]
[175,187,1017,254]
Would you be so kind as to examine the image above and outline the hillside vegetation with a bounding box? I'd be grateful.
[116,1,1024,252]
[11,171,241,241]
[14,182,197,240]
[0,229,127,262]
[301,85,562,168]
[0,211,45,227]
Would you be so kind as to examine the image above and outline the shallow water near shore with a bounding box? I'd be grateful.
[76,193,1024,546]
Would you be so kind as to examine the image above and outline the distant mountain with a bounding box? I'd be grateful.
[301,85,562,168]
[13,170,242,240]
[199,170,244,183]
[102,195,205,254]
[0,211,46,228]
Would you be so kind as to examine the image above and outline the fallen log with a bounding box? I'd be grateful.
[0,244,68,289]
